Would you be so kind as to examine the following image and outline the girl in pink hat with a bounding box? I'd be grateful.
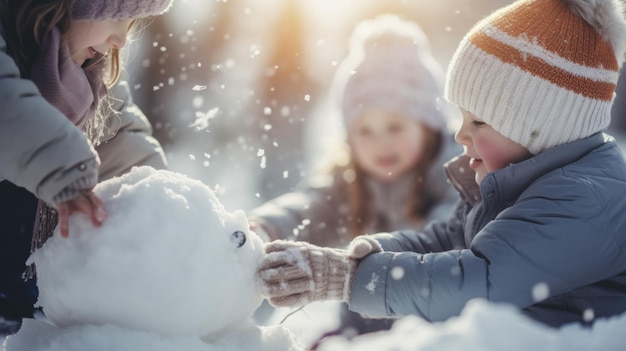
[248,14,461,344]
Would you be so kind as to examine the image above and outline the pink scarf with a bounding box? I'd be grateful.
[30,26,105,127]
[26,26,106,268]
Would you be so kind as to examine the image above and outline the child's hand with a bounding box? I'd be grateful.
[256,240,355,308]
[347,235,383,259]
[57,190,107,238]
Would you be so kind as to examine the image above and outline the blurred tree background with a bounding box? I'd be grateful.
[124,0,536,210]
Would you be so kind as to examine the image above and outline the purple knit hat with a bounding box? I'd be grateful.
[72,0,174,21]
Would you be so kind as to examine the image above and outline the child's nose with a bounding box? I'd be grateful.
[108,33,128,50]
[454,124,468,145]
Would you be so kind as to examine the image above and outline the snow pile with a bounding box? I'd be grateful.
[5,166,304,351]
[7,319,303,351]
[7,165,626,350]
[312,300,626,351]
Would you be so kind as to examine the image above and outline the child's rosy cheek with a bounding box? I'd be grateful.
[474,137,509,172]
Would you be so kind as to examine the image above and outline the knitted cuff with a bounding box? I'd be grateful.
[310,247,355,302]
[52,171,98,205]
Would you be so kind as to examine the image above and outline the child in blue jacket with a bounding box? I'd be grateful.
[257,0,626,329]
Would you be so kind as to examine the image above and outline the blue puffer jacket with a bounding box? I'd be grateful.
[349,132,626,327]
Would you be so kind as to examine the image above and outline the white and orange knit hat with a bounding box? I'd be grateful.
[445,0,626,154]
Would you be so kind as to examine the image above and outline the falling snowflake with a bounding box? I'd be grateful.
[189,107,219,131]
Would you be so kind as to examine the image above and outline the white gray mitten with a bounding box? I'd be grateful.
[256,240,355,308]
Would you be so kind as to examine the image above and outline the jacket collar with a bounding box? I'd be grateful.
[445,132,609,205]
[444,155,481,205]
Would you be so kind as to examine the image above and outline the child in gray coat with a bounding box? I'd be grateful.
[0,0,171,335]
[257,0,626,331]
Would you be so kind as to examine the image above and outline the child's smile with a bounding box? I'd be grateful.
[349,109,429,182]
[66,19,133,65]
[87,47,104,60]
[468,157,483,171]
[376,154,400,168]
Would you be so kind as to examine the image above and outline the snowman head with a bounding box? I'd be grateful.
[31,166,265,338]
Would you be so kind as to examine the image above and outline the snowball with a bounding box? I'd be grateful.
[30,166,265,339]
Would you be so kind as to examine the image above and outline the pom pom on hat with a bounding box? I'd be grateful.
[72,0,174,21]
[333,14,448,132]
[445,0,626,154]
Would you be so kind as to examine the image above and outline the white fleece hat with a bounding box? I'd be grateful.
[72,0,174,21]
[445,0,626,154]
[333,14,448,132]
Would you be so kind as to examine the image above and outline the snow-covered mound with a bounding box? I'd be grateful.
[6,166,626,350]
[313,299,626,351]
[29,166,265,338]
[6,318,303,351]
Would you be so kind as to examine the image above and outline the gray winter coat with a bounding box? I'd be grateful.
[0,20,166,204]
[349,132,626,327]
[248,134,461,248]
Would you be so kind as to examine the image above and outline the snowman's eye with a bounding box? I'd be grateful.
[231,231,246,248]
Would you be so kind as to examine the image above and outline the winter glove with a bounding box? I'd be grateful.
[256,236,383,308]
[257,240,354,308]
[347,235,383,259]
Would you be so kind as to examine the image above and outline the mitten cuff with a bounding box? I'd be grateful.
[310,248,355,301]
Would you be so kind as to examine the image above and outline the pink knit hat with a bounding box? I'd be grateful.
[333,14,447,132]
[72,0,174,21]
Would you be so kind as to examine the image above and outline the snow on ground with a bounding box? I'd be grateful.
[4,166,304,351]
[266,299,626,351]
[4,165,626,350]
[5,318,302,351]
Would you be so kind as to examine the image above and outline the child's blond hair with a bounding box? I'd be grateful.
[2,0,135,144]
